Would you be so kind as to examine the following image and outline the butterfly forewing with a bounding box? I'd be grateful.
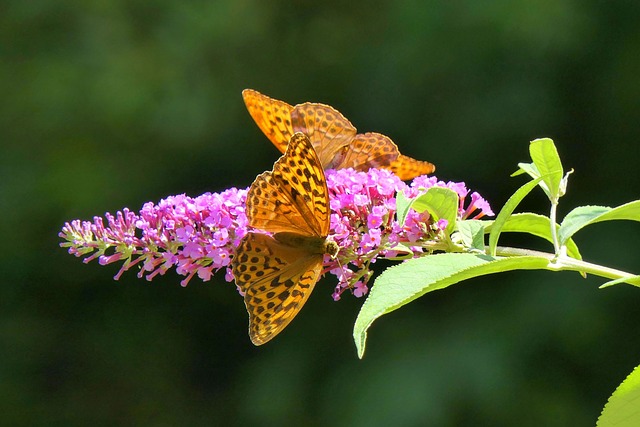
[388,154,436,180]
[242,89,295,153]
[233,233,324,345]
[247,133,330,237]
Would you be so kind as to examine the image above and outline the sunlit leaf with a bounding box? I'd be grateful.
[529,138,563,200]
[457,220,486,251]
[354,253,552,358]
[558,201,640,246]
[512,162,540,178]
[408,187,459,233]
[484,213,582,260]
[488,176,543,255]
[396,191,412,226]
[599,275,640,289]
[597,364,640,427]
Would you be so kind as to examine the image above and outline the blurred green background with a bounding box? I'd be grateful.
[2,0,639,425]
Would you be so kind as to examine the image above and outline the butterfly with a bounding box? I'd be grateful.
[231,132,339,345]
[242,89,436,180]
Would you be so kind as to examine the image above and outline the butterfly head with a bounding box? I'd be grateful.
[324,238,340,259]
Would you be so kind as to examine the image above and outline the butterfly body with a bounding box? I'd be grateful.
[232,132,337,345]
[273,232,336,255]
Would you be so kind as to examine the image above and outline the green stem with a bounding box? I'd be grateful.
[494,246,637,281]
[549,201,560,256]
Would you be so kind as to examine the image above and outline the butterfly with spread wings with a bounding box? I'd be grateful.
[242,89,436,180]
[231,132,339,345]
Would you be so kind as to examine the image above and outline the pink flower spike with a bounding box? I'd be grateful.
[59,168,493,303]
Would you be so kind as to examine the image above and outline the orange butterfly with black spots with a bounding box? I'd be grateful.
[232,132,339,345]
[242,89,435,180]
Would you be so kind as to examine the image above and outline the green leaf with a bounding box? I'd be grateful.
[512,162,540,178]
[395,191,412,227]
[597,364,640,427]
[529,138,564,200]
[512,162,556,197]
[600,275,640,289]
[353,253,552,358]
[484,213,582,260]
[407,187,459,233]
[457,220,486,251]
[558,200,640,246]
[488,176,543,255]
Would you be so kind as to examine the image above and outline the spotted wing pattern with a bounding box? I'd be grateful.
[232,132,334,345]
[387,154,436,181]
[242,89,436,180]
[290,102,357,168]
[245,133,330,237]
[233,233,325,345]
[242,89,295,154]
[337,132,399,172]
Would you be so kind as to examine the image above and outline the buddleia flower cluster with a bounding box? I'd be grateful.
[60,168,493,296]
[323,169,493,300]
[60,189,248,287]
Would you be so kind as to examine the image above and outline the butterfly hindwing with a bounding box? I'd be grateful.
[388,154,436,181]
[233,232,324,345]
[338,132,400,171]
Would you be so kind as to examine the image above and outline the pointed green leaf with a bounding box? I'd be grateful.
[558,200,640,246]
[353,253,552,358]
[513,162,554,197]
[484,213,582,260]
[600,275,640,289]
[488,176,543,255]
[408,187,459,233]
[529,138,563,200]
[597,364,640,427]
[512,162,540,178]
[457,220,486,251]
[396,191,412,226]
